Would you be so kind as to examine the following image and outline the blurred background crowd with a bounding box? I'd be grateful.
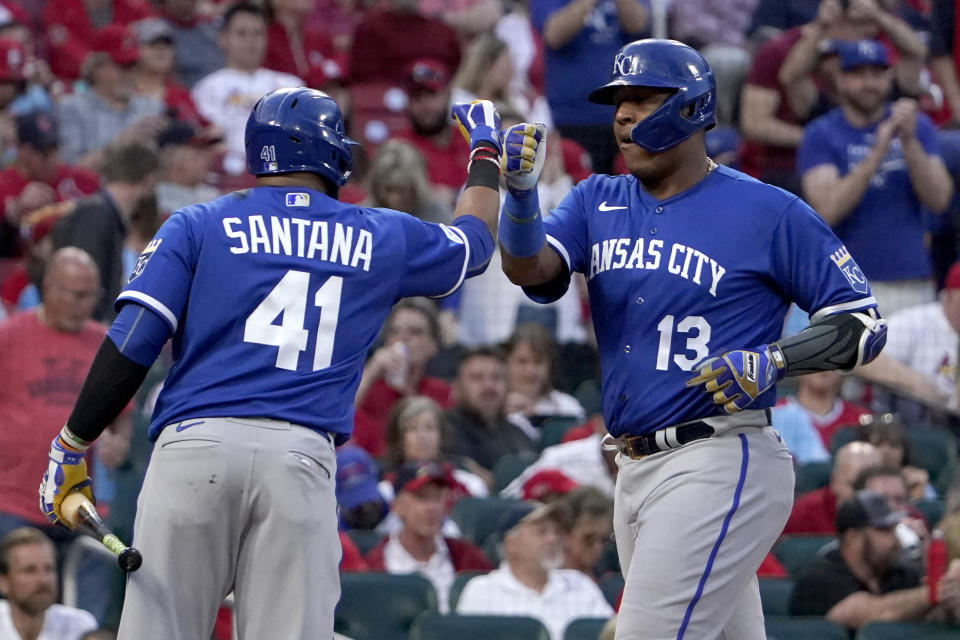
[2,0,960,639]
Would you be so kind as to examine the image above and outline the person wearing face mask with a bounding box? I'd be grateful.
[456,501,613,640]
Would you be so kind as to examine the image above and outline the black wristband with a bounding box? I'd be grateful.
[465,153,500,191]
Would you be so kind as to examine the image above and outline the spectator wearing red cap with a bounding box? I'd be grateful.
[392,59,469,208]
[364,461,492,613]
[155,121,222,215]
[349,0,460,85]
[191,2,301,176]
[263,0,344,90]
[41,0,153,81]
[522,469,578,503]
[157,0,224,88]
[0,111,99,258]
[858,261,960,411]
[131,18,204,128]
[56,23,167,169]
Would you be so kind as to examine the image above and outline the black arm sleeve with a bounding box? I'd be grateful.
[66,337,150,442]
[773,312,874,376]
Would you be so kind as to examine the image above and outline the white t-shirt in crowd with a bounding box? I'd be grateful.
[0,601,97,640]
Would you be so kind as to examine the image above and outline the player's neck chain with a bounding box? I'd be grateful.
[705,157,718,175]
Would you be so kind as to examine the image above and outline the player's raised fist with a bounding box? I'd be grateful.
[502,123,547,198]
[451,100,502,154]
[39,427,94,525]
[686,345,786,414]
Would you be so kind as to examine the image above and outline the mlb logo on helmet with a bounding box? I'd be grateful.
[286,192,310,207]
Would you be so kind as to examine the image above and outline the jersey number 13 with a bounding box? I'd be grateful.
[655,314,711,371]
[244,270,342,371]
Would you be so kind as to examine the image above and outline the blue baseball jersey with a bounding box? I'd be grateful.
[535,166,876,437]
[117,186,490,441]
[796,106,940,282]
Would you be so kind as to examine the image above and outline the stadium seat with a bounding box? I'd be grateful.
[538,417,581,450]
[410,612,551,640]
[574,379,602,416]
[335,573,436,640]
[829,427,857,454]
[598,572,624,609]
[344,529,385,555]
[914,499,945,528]
[764,616,848,639]
[855,621,960,639]
[448,571,485,612]
[935,457,958,496]
[563,617,609,640]
[907,425,958,479]
[450,497,526,545]
[773,535,836,577]
[491,451,539,492]
[758,578,794,617]
[794,460,833,494]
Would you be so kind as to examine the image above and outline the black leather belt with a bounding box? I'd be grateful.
[618,409,772,460]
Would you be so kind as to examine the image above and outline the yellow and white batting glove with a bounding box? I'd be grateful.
[501,122,547,197]
[686,345,786,414]
[39,426,94,526]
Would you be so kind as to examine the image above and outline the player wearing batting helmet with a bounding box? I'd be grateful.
[498,39,887,639]
[37,87,546,639]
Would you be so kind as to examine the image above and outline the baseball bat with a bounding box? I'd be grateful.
[60,491,142,572]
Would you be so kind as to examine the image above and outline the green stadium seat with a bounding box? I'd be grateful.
[764,617,848,640]
[907,425,959,479]
[344,529,385,555]
[410,612,551,640]
[448,571,485,612]
[450,497,526,545]
[914,499,945,528]
[563,617,609,640]
[829,427,857,455]
[758,578,794,617]
[598,573,624,609]
[336,573,436,640]
[773,535,836,577]
[855,621,960,639]
[574,379,602,416]
[935,457,958,496]
[794,460,833,494]
[538,417,581,450]
[491,451,539,492]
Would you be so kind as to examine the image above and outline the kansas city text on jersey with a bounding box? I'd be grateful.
[222,215,373,271]
[588,237,726,296]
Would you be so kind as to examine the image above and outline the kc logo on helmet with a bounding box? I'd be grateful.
[614,54,640,77]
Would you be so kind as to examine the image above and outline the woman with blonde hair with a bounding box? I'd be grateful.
[366,140,451,224]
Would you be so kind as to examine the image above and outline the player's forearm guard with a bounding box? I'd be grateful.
[773,308,886,376]
[499,189,545,258]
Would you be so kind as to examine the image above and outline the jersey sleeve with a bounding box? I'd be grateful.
[796,119,836,175]
[542,185,589,275]
[770,198,877,321]
[115,211,200,332]
[397,213,494,299]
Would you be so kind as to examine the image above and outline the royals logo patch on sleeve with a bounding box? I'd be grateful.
[129,238,162,282]
[830,246,868,294]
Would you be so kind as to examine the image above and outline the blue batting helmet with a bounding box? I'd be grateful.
[245,87,358,186]
[589,39,716,153]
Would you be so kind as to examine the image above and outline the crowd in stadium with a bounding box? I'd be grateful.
[1,0,960,639]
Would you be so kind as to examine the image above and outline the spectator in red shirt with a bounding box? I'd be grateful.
[780,371,870,449]
[0,111,100,258]
[264,0,344,88]
[131,18,204,128]
[783,441,883,535]
[349,0,460,85]
[41,0,153,81]
[353,298,453,458]
[364,461,492,612]
[394,59,470,207]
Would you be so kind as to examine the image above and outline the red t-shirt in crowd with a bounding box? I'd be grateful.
[339,531,369,572]
[0,164,100,221]
[264,21,344,87]
[782,486,837,535]
[348,10,460,84]
[351,377,453,458]
[757,552,787,578]
[807,400,870,449]
[41,0,153,80]
[0,311,107,524]
[393,126,469,191]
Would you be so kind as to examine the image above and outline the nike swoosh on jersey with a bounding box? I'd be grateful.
[598,201,628,212]
[175,420,205,432]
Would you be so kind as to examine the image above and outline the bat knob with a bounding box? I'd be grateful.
[118,547,142,572]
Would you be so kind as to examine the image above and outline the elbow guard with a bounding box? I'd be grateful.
[774,307,887,376]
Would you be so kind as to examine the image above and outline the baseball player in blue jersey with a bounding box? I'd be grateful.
[35,88,542,639]
[499,40,888,639]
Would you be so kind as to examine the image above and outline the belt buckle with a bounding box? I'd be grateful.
[622,437,649,460]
